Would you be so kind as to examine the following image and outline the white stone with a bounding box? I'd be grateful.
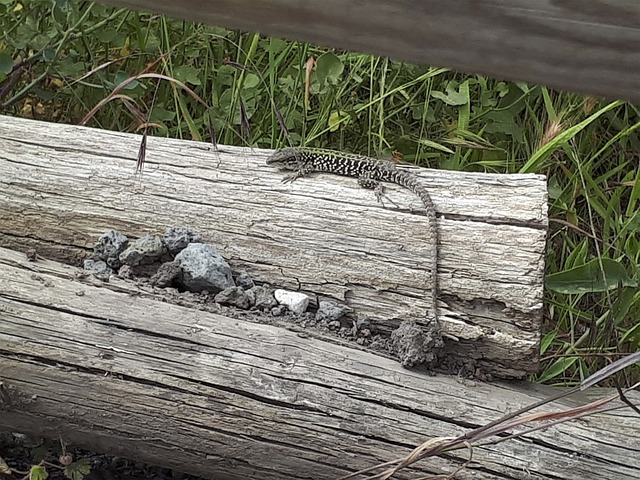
[274,289,310,315]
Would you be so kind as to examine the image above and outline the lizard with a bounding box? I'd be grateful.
[266,146,440,334]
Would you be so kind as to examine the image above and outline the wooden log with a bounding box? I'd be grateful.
[0,247,638,480]
[0,115,546,378]
[95,0,640,102]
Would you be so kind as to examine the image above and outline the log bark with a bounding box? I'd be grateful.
[0,116,546,378]
[94,0,640,102]
[0,247,638,480]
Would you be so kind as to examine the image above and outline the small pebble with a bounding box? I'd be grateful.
[274,289,310,315]
[163,227,202,254]
[215,287,251,309]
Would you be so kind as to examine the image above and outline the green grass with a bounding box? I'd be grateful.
[1,0,638,386]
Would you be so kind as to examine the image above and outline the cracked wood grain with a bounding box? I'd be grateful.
[0,247,638,480]
[0,116,547,377]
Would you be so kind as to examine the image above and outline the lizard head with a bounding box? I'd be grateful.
[266,147,303,170]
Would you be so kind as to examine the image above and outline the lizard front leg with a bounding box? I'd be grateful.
[282,165,314,184]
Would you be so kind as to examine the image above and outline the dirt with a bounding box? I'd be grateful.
[0,434,202,480]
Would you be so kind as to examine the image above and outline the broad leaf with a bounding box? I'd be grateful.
[315,52,343,85]
[30,465,48,480]
[546,258,637,293]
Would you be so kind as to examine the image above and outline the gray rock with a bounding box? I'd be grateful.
[234,271,255,290]
[316,300,352,323]
[117,264,133,279]
[164,227,202,254]
[83,259,112,281]
[150,261,181,287]
[119,234,166,266]
[175,243,234,293]
[246,286,277,310]
[352,316,376,336]
[215,287,251,309]
[94,230,129,268]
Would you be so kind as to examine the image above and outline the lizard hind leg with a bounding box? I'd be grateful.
[358,174,399,208]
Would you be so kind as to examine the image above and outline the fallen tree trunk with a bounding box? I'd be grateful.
[0,116,546,378]
[0,247,638,480]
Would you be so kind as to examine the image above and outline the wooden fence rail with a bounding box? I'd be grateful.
[98,0,640,102]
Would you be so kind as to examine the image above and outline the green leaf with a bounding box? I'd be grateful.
[242,72,260,89]
[141,33,161,53]
[42,48,56,63]
[173,65,201,86]
[620,321,640,347]
[203,25,232,38]
[540,329,557,356]
[328,110,350,132]
[541,87,556,121]
[623,210,640,233]
[495,81,509,97]
[95,28,119,43]
[411,104,424,120]
[64,458,92,480]
[218,88,232,115]
[611,286,637,324]
[113,71,139,90]
[417,139,454,154]
[0,53,12,75]
[267,38,288,54]
[624,237,640,268]
[443,130,497,150]
[149,105,176,123]
[33,86,56,101]
[565,240,588,269]
[430,82,469,106]
[547,175,563,200]
[30,465,48,480]
[315,52,343,85]
[55,57,85,77]
[457,80,470,130]
[546,258,637,294]
[52,0,72,24]
[537,356,578,383]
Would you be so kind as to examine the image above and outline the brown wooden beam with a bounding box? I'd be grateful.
[97,0,639,102]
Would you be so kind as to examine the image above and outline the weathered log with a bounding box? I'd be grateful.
[0,247,638,480]
[0,116,546,377]
[94,0,640,102]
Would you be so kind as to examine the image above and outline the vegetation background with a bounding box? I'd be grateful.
[0,0,638,387]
